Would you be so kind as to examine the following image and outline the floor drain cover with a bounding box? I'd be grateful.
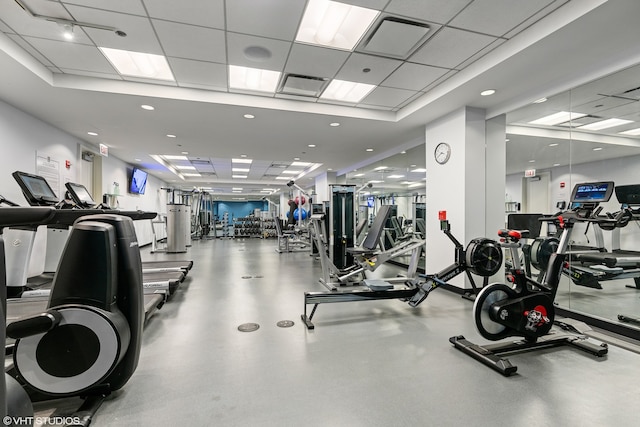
[238,323,260,332]
[276,320,295,328]
[241,276,252,279]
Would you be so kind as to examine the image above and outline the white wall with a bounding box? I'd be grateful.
[0,98,168,276]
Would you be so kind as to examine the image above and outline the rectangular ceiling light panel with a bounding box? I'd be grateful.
[579,118,633,130]
[296,0,380,50]
[619,128,640,136]
[528,111,587,126]
[99,47,174,81]
[320,79,376,103]
[360,17,431,59]
[229,66,281,92]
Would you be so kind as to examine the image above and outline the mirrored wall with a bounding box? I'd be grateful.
[506,63,640,332]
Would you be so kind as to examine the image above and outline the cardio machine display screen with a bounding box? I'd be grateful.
[66,182,95,205]
[18,173,58,203]
[570,182,614,204]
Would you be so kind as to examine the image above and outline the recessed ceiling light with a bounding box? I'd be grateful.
[296,0,379,50]
[411,168,427,173]
[294,157,301,161]
[141,104,155,111]
[282,170,302,175]
[354,173,364,177]
[176,166,196,170]
[232,158,253,164]
[320,79,375,103]
[374,166,388,170]
[533,97,548,104]
[291,161,311,167]
[229,65,281,92]
[308,144,316,148]
[183,173,201,177]
[240,154,248,158]
[528,160,535,163]
[244,114,255,119]
[167,134,176,138]
[400,151,406,154]
[134,158,141,162]
[480,89,495,96]
[593,147,603,151]
[181,151,189,155]
[275,176,291,180]
[232,175,248,179]
[579,118,633,131]
[327,168,333,171]
[529,111,587,126]
[388,175,405,179]
[553,163,561,166]
[232,188,243,191]
[366,148,373,152]
[87,131,98,136]
[232,168,250,172]
[330,122,340,127]
[549,143,559,147]
[162,155,189,160]
[100,47,174,81]
[505,139,510,142]
[619,128,640,136]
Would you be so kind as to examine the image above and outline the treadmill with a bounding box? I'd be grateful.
[9,171,173,301]
[570,183,640,289]
[65,180,193,276]
[64,181,187,290]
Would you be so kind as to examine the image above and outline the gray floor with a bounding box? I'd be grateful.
[87,238,640,427]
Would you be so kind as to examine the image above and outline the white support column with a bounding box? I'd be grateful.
[425,107,506,289]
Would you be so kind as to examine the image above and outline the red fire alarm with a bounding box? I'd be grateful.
[560,182,565,188]
[438,210,447,221]
[65,160,71,169]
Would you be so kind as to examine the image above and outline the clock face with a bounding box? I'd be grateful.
[434,142,451,164]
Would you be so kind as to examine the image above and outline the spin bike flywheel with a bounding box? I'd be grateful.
[473,283,515,341]
[465,238,503,277]
[530,237,559,271]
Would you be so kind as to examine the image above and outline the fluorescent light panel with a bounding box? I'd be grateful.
[579,118,633,131]
[321,79,375,103]
[296,0,379,50]
[232,168,250,172]
[291,161,312,167]
[232,158,253,164]
[229,65,281,92]
[282,170,302,175]
[232,175,247,179]
[163,155,189,161]
[99,47,174,81]
[619,128,640,136]
[175,165,196,170]
[182,173,201,177]
[411,168,427,173]
[529,111,587,126]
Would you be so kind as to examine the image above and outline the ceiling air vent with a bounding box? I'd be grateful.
[278,74,328,97]
[358,17,431,60]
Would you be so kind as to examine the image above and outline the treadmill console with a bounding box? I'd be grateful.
[12,171,59,206]
[570,181,614,206]
[615,184,640,207]
[65,182,96,208]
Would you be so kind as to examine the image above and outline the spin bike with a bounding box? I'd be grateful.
[451,182,625,375]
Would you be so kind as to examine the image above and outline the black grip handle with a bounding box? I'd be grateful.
[6,310,62,339]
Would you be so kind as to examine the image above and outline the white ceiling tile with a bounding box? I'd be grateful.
[409,27,497,69]
[142,0,225,29]
[226,33,291,71]
[503,0,569,39]
[153,20,226,63]
[24,37,115,74]
[65,6,163,53]
[361,86,417,108]
[384,0,473,25]
[7,34,55,66]
[449,0,556,37]
[226,0,306,41]
[169,57,228,90]
[455,38,505,69]
[62,0,146,15]
[335,53,403,85]
[285,44,350,79]
[1,0,75,40]
[381,62,449,91]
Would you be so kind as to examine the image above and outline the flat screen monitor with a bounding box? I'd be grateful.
[65,182,96,207]
[615,184,640,206]
[129,168,148,195]
[12,171,59,206]
[570,181,614,204]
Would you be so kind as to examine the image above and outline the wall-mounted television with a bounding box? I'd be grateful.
[129,167,148,195]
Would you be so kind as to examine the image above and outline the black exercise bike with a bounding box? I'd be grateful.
[451,182,628,375]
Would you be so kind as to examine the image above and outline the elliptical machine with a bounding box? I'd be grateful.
[3,209,144,425]
[451,182,626,376]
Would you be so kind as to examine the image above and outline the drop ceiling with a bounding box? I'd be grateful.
[0,0,639,197]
